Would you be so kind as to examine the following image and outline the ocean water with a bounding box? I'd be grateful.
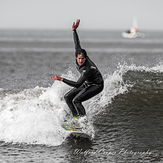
[0,29,163,163]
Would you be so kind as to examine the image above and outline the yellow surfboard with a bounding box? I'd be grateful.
[61,123,92,140]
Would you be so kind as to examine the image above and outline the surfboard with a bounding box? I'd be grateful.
[61,123,92,140]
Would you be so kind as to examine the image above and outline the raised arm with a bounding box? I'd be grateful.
[72,19,82,56]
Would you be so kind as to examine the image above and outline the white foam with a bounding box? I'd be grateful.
[0,63,163,146]
[0,83,70,146]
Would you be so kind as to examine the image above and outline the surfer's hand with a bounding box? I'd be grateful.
[72,19,80,30]
[51,76,63,81]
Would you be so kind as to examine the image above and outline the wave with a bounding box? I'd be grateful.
[0,63,163,146]
[0,83,70,146]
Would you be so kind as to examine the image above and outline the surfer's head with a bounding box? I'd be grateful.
[76,49,87,66]
[76,49,87,58]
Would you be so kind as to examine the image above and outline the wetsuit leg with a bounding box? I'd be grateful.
[73,84,103,116]
[64,85,84,117]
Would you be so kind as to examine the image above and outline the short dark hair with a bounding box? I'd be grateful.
[76,49,87,58]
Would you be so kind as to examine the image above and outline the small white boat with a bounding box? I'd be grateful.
[122,18,145,38]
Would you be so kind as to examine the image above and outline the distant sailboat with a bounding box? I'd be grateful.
[122,18,145,38]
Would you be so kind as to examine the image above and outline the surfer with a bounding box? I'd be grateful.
[51,19,104,119]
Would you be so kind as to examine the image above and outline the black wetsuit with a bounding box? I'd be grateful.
[63,29,104,117]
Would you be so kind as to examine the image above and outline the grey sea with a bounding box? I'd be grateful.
[0,29,163,163]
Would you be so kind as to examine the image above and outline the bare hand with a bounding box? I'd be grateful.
[72,19,80,30]
[51,76,63,81]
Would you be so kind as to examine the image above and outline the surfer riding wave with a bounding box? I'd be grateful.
[51,19,104,119]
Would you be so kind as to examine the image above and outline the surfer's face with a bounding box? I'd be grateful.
[76,54,86,66]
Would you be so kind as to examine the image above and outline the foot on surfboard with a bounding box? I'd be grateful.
[73,116,80,120]
[61,122,92,139]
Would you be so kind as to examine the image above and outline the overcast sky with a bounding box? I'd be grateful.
[0,0,162,31]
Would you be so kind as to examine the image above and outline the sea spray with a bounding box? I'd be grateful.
[0,83,69,146]
[85,63,134,119]
[1,63,162,146]
[85,62,163,119]
[0,70,91,146]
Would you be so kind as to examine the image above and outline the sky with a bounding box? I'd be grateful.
[0,0,163,31]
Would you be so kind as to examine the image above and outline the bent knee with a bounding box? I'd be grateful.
[73,97,81,104]
[64,94,72,102]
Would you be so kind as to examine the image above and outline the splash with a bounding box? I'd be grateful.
[0,83,70,146]
[0,68,133,146]
[1,63,163,146]
[85,62,163,118]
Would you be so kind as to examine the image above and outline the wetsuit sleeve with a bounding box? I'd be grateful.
[73,29,81,56]
[62,69,90,88]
